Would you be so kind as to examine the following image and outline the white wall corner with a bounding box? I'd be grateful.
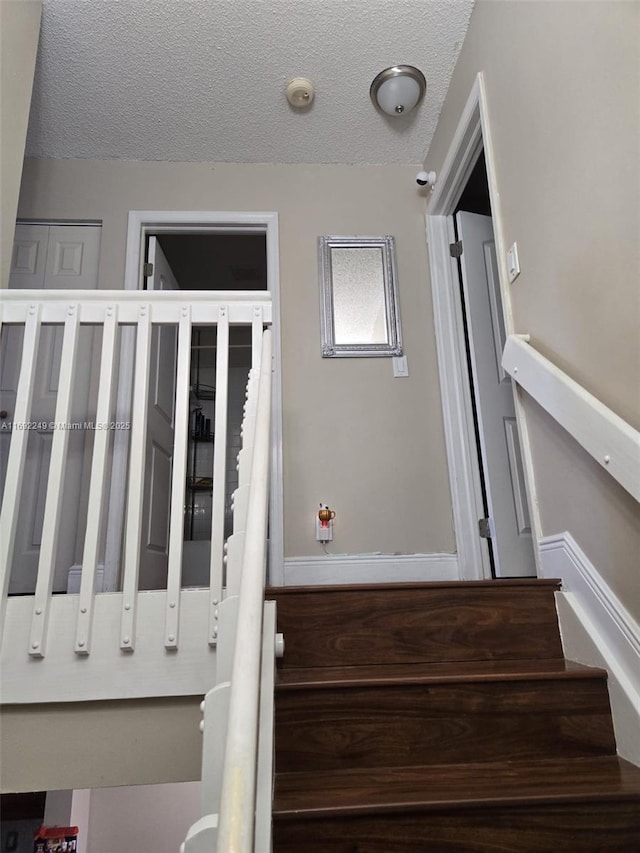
[70,789,92,853]
[283,553,459,586]
[539,531,640,765]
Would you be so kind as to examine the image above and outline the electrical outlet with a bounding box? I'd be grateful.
[315,516,333,542]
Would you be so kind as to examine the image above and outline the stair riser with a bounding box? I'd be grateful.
[276,680,616,772]
[271,583,640,849]
[273,802,640,853]
[270,586,563,668]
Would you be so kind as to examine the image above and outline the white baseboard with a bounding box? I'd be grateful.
[539,531,640,763]
[283,553,459,586]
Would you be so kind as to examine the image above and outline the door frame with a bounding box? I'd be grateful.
[424,73,541,580]
[103,211,284,589]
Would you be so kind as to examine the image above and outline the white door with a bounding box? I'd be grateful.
[9,223,102,290]
[456,211,535,578]
[138,237,178,589]
[2,223,101,593]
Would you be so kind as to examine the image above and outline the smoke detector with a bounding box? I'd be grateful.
[286,77,315,109]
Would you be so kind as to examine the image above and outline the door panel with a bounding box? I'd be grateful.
[44,225,101,289]
[147,442,172,552]
[504,417,532,536]
[9,223,48,288]
[2,224,101,593]
[139,237,177,589]
[5,325,89,593]
[483,240,509,384]
[456,211,535,577]
[153,325,177,425]
[9,430,53,592]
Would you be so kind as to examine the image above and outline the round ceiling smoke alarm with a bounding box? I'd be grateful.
[286,77,315,108]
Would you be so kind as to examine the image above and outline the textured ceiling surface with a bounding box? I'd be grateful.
[26,0,474,165]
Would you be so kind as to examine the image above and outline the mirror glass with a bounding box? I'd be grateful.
[331,247,388,345]
[319,236,402,357]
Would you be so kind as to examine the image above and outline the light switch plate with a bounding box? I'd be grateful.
[507,242,520,284]
[393,355,409,377]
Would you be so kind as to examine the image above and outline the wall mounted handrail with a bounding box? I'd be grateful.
[216,329,272,853]
[502,334,640,503]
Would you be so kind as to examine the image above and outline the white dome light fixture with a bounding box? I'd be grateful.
[370,65,426,116]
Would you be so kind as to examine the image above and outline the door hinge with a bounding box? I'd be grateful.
[143,262,154,277]
[449,240,463,259]
[478,517,492,539]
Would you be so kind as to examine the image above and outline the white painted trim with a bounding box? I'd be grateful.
[120,210,284,585]
[283,553,459,586]
[255,600,276,853]
[70,790,92,853]
[123,211,283,292]
[428,76,484,218]
[424,72,542,580]
[539,531,640,760]
[503,335,640,503]
[1,588,217,704]
[425,215,489,580]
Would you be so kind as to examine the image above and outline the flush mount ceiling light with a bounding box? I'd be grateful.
[370,65,426,116]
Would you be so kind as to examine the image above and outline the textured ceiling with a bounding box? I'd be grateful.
[26,0,474,165]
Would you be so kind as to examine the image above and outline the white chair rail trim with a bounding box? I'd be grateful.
[502,334,640,503]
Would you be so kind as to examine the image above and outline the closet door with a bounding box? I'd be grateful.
[8,223,48,288]
[44,224,101,289]
[3,224,101,593]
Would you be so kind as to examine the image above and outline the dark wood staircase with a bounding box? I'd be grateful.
[266,580,640,852]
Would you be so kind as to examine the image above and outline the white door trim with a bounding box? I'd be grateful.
[104,211,284,589]
[424,72,542,581]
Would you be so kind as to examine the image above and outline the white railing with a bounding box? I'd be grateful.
[502,334,640,503]
[0,290,272,703]
[183,329,277,853]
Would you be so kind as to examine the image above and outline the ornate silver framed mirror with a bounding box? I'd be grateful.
[318,236,403,357]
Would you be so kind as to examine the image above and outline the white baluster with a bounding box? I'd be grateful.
[30,305,81,658]
[209,306,229,642]
[120,305,152,651]
[0,305,42,646]
[76,305,119,654]
[165,306,192,649]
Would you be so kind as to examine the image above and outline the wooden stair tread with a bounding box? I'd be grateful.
[271,582,636,850]
[267,579,562,595]
[270,581,564,668]
[273,756,640,819]
[276,658,604,689]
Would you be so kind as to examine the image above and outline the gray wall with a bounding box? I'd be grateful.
[17,160,455,561]
[87,782,201,853]
[1,698,202,792]
[425,0,640,616]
